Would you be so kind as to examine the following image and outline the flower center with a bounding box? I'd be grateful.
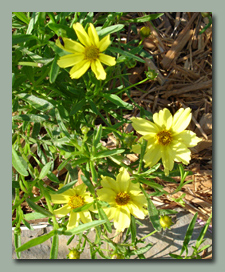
[115,192,130,206]
[68,195,85,209]
[156,130,172,146]
[85,45,99,61]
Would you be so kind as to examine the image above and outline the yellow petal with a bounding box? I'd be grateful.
[69,60,90,79]
[172,108,192,134]
[143,143,161,168]
[153,108,172,130]
[127,202,146,219]
[174,130,202,147]
[131,117,159,135]
[91,59,106,80]
[131,143,141,154]
[54,204,71,217]
[67,212,79,230]
[56,38,85,53]
[161,145,175,175]
[80,211,92,224]
[116,167,130,192]
[57,53,84,68]
[73,22,91,47]
[97,188,117,204]
[173,142,191,164]
[50,193,70,204]
[99,53,116,66]
[88,23,99,47]
[100,175,119,192]
[99,35,111,52]
[113,207,130,232]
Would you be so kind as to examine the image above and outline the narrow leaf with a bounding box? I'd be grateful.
[26,198,53,217]
[15,230,55,252]
[12,146,29,176]
[39,161,52,180]
[103,93,133,110]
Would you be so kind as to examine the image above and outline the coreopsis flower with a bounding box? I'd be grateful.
[50,183,94,230]
[56,22,116,80]
[97,167,148,233]
[131,108,202,176]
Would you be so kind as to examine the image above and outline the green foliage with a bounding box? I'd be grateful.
[12,12,210,260]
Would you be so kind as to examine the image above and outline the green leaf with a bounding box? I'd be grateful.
[132,243,152,255]
[102,93,133,110]
[55,108,71,139]
[109,47,145,63]
[96,24,124,38]
[17,93,54,112]
[97,203,112,233]
[93,124,102,149]
[70,98,86,116]
[130,215,136,244]
[169,253,183,259]
[80,175,95,196]
[120,13,164,23]
[51,179,78,194]
[24,211,49,221]
[12,114,49,123]
[13,12,30,24]
[39,161,52,180]
[49,55,60,83]
[12,146,29,176]
[15,230,56,252]
[195,213,212,250]
[50,234,59,259]
[140,186,161,231]
[26,198,53,217]
[180,213,198,256]
[93,148,125,159]
[72,202,94,213]
[47,23,76,39]
[12,34,38,45]
[60,220,106,236]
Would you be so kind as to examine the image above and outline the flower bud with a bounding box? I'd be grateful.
[160,215,174,230]
[140,26,151,38]
[81,126,90,135]
[67,248,81,259]
[111,253,124,259]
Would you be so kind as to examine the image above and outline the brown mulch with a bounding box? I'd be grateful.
[13,12,212,248]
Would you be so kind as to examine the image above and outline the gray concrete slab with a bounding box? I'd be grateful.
[12,208,212,259]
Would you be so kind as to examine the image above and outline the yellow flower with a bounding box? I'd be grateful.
[97,167,148,233]
[131,108,202,176]
[56,23,116,80]
[50,183,94,230]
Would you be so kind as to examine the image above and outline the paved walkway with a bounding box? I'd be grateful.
[12,208,212,259]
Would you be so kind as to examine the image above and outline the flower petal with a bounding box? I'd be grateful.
[88,23,99,47]
[97,188,117,204]
[113,207,130,232]
[57,53,84,68]
[173,130,202,147]
[131,117,159,135]
[69,60,90,79]
[67,212,79,230]
[127,202,146,219]
[116,167,130,192]
[73,22,91,47]
[131,143,141,154]
[173,142,191,164]
[153,108,172,130]
[91,59,106,80]
[99,53,116,66]
[143,143,161,168]
[56,38,85,53]
[80,211,92,224]
[161,145,175,175]
[54,204,71,217]
[100,175,119,192]
[50,193,70,204]
[172,108,192,134]
[99,35,111,52]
